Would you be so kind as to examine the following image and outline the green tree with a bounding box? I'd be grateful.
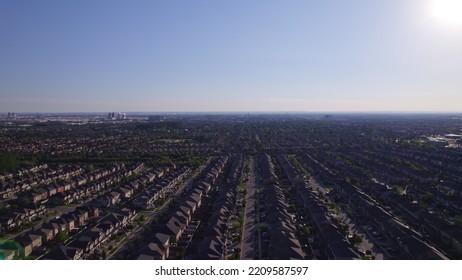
[455,216,462,228]
[304,225,311,236]
[349,233,362,246]
[421,192,434,204]
[54,231,69,244]
[88,164,96,173]
[392,185,405,195]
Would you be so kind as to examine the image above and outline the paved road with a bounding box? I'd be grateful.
[240,157,257,260]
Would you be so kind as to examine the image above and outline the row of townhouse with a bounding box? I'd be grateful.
[328,161,454,259]
[277,153,359,260]
[0,165,83,200]
[341,182,448,260]
[136,182,210,260]
[134,157,228,260]
[276,153,300,183]
[43,208,137,260]
[300,149,450,260]
[1,205,99,259]
[193,155,244,259]
[258,153,305,260]
[298,152,336,186]
[372,185,462,258]
[128,166,171,209]
[226,154,244,185]
[49,163,143,206]
[202,156,229,187]
[258,153,277,184]
[0,204,47,234]
[264,183,305,260]
[132,166,190,210]
[298,183,359,259]
[391,206,462,259]
[138,143,217,155]
[0,164,128,234]
[90,163,153,207]
[0,164,48,182]
[21,163,125,205]
[194,184,237,259]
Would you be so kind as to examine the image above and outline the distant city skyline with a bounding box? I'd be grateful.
[1,0,462,113]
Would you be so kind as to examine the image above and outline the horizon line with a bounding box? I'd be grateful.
[1,110,462,115]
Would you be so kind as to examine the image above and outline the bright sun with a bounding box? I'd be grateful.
[431,0,462,24]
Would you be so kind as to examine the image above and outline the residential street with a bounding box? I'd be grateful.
[240,157,257,260]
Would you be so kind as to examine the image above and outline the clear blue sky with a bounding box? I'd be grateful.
[1,0,461,113]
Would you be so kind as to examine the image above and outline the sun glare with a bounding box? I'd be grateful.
[431,0,462,24]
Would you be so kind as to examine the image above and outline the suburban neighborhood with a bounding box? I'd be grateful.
[1,113,462,260]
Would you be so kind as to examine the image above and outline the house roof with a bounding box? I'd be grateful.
[163,216,184,235]
[173,211,188,225]
[15,233,41,245]
[41,222,59,230]
[153,232,170,246]
[198,236,223,259]
[271,246,305,260]
[135,238,169,260]
[43,245,81,260]
[68,237,92,250]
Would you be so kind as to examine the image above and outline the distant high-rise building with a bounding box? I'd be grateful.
[107,112,126,120]
[108,112,116,120]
